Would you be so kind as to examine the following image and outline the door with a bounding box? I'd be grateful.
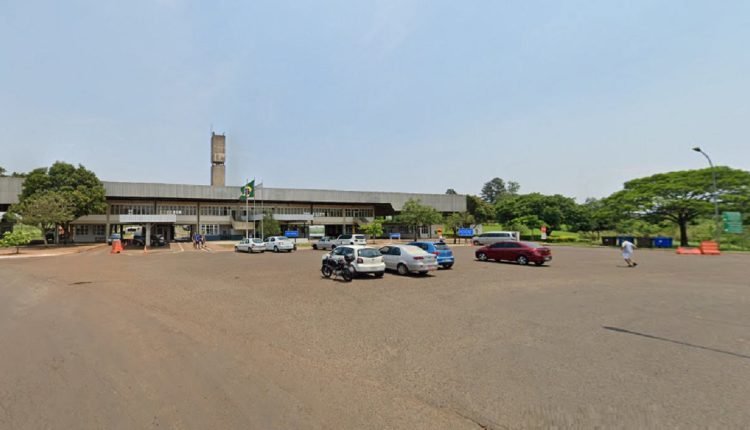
[503,242,522,261]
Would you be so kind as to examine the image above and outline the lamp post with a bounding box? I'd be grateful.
[692,147,720,243]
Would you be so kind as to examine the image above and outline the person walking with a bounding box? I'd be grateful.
[621,239,638,267]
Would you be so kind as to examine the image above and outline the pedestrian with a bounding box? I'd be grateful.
[621,239,638,267]
[201,234,206,248]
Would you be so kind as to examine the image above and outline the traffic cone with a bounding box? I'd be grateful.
[111,240,123,254]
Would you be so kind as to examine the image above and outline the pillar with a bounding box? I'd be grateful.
[145,223,151,247]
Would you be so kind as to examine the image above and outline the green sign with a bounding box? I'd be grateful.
[723,212,743,234]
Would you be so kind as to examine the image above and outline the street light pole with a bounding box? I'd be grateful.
[692,147,720,243]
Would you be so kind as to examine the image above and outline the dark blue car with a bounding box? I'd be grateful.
[407,241,454,269]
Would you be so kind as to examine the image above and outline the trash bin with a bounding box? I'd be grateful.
[653,237,673,248]
[636,237,653,248]
[602,236,617,246]
[616,236,635,246]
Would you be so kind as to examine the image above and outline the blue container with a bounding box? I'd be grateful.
[653,237,673,248]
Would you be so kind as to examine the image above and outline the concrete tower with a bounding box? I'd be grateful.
[210,132,226,187]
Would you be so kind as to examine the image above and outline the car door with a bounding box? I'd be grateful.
[265,237,274,251]
[503,241,522,261]
[379,246,392,268]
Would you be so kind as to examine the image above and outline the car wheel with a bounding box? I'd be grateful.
[331,245,336,249]
[473,240,480,246]
[517,255,529,265]
[442,264,453,269]
[397,264,409,276]
[312,244,318,250]
[477,252,488,261]
[274,246,279,253]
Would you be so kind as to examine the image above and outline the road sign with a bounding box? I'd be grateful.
[284,230,299,238]
[723,212,743,234]
[389,233,401,239]
[458,228,474,237]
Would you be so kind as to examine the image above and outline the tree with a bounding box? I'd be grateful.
[480,178,520,203]
[494,193,582,237]
[360,218,384,239]
[445,188,457,195]
[0,166,5,177]
[11,192,75,246]
[511,215,544,239]
[1,229,32,254]
[444,212,475,243]
[18,162,106,243]
[605,167,750,246]
[261,214,281,237]
[466,195,495,223]
[396,199,443,240]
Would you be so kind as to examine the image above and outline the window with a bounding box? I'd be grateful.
[358,248,380,258]
[157,205,197,215]
[200,205,232,216]
[110,204,155,215]
[200,224,219,235]
[313,207,343,217]
[344,208,374,218]
[75,225,90,235]
[389,247,401,256]
[93,225,105,236]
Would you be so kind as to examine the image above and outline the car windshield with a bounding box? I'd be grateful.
[354,235,365,240]
[435,243,450,250]
[252,239,263,243]
[358,248,380,258]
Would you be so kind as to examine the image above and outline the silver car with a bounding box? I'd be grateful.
[235,237,266,253]
[324,245,386,277]
[313,236,336,250]
[471,231,519,246]
[265,236,295,253]
[379,244,438,275]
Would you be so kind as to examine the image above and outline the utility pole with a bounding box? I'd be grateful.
[692,147,721,243]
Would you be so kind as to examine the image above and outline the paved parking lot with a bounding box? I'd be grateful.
[1,245,749,428]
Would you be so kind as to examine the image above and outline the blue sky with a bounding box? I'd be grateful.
[1,0,748,200]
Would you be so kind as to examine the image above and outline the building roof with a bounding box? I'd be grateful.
[0,178,466,212]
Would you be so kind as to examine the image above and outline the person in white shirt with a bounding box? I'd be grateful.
[621,240,638,267]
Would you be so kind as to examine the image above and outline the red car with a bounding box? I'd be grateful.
[475,241,552,266]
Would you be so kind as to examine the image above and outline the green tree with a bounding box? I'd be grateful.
[466,195,495,223]
[495,193,582,237]
[444,212,475,243]
[480,178,520,203]
[1,229,32,254]
[0,166,5,177]
[396,199,443,240]
[445,188,457,195]
[18,162,106,243]
[261,214,281,237]
[360,218,384,239]
[11,191,75,246]
[511,215,544,239]
[606,167,750,246]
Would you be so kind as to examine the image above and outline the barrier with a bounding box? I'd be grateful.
[676,247,701,255]
[699,241,721,255]
[110,239,123,254]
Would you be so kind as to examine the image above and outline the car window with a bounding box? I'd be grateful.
[490,243,503,248]
[434,243,449,250]
[333,247,345,255]
[354,235,365,240]
[339,235,352,239]
[358,248,380,258]
[505,242,521,248]
[343,248,355,257]
[389,247,401,256]
[379,246,390,255]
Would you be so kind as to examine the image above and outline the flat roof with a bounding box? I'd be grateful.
[0,178,466,212]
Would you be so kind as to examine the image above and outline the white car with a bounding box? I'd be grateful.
[235,237,266,253]
[324,245,385,277]
[313,236,336,250]
[471,231,520,246]
[265,236,295,253]
[333,234,367,247]
[379,244,438,275]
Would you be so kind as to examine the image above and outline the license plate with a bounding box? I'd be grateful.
[544,256,551,261]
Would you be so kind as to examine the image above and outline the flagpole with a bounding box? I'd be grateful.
[260,180,264,240]
[245,178,249,240]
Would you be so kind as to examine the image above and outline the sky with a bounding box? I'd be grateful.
[1,0,749,200]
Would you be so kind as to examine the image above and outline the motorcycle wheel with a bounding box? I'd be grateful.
[342,269,353,282]
[321,265,333,278]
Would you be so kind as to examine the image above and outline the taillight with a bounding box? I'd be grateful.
[413,256,424,260]
[432,251,440,255]
[357,257,363,264]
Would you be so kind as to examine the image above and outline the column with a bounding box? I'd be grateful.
[145,223,151,247]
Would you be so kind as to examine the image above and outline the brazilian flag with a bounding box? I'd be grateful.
[239,180,255,201]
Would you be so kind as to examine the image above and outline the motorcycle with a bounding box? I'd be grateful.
[321,254,354,282]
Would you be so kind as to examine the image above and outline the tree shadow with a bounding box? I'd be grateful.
[603,326,750,360]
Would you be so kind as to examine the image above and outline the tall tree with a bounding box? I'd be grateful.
[261,214,281,237]
[396,199,443,240]
[605,167,750,246]
[494,193,583,237]
[480,178,520,203]
[19,162,106,243]
[0,166,6,177]
[466,195,495,224]
[360,218,384,239]
[445,188,457,195]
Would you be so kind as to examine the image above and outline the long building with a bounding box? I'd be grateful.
[0,178,465,243]
[0,133,466,243]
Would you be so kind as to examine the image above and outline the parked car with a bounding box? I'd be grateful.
[133,234,166,247]
[265,236,295,253]
[313,236,336,250]
[379,244,438,275]
[407,241,454,269]
[107,233,121,245]
[323,245,385,278]
[475,241,552,265]
[333,234,367,247]
[235,237,266,253]
[471,231,519,246]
